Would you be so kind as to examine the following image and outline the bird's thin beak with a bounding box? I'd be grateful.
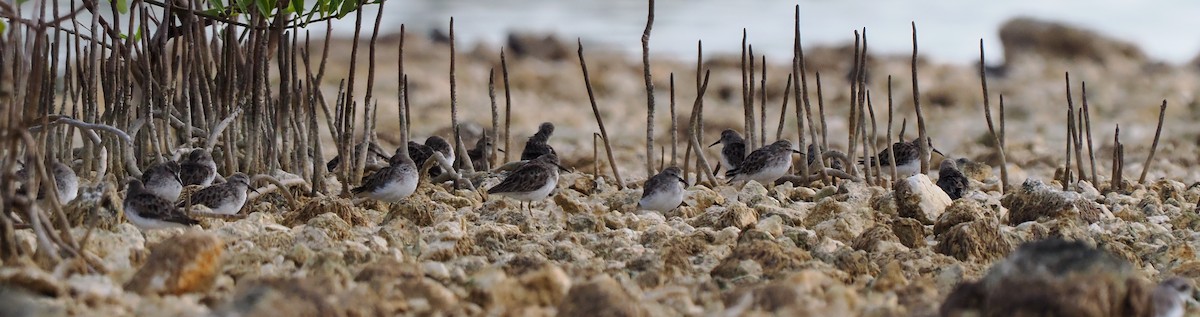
[932,148,945,157]
[250,187,261,194]
[708,140,720,148]
[496,148,506,153]
[791,149,804,155]
[554,163,570,173]
[675,176,688,186]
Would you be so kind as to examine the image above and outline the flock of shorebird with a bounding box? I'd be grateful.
[14,121,978,231]
[12,120,1197,315]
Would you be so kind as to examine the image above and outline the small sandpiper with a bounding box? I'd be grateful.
[16,161,79,205]
[410,136,454,176]
[179,149,218,186]
[1152,277,1194,317]
[708,129,746,176]
[351,148,419,203]
[861,137,942,177]
[123,179,200,230]
[937,158,969,200]
[726,140,802,185]
[325,141,390,172]
[520,122,557,161]
[487,153,566,215]
[141,161,183,202]
[467,133,495,171]
[179,173,256,215]
[638,166,687,212]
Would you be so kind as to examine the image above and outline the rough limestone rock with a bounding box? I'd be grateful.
[124,231,225,295]
[934,219,1012,262]
[556,275,642,317]
[941,239,1159,317]
[891,217,926,248]
[712,240,813,281]
[0,267,65,297]
[212,278,336,317]
[492,264,572,309]
[894,174,952,224]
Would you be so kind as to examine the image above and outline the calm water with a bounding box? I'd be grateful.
[319,0,1200,64]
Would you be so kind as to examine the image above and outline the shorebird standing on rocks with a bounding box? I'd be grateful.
[179,149,218,186]
[937,158,969,200]
[638,166,687,212]
[487,153,566,217]
[141,161,183,202]
[410,136,454,177]
[467,133,496,171]
[520,122,557,161]
[352,148,419,203]
[179,173,256,215]
[708,129,746,176]
[861,137,943,177]
[325,141,391,172]
[726,140,802,186]
[123,179,199,230]
[16,161,79,205]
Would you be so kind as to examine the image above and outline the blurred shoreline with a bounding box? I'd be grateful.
[310,0,1200,65]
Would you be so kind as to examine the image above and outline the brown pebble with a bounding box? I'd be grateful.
[556,275,642,317]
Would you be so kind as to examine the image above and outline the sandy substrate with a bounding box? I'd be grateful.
[4,20,1200,316]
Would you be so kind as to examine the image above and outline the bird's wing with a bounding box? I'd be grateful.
[133,194,199,225]
[352,166,399,194]
[179,163,213,186]
[725,143,746,168]
[488,164,551,194]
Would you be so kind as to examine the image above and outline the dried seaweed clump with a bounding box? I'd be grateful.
[711,240,812,281]
[1001,178,1076,225]
[934,199,986,236]
[934,218,1012,262]
[661,232,714,277]
[284,197,364,227]
[851,225,899,251]
[833,249,878,277]
[385,193,446,227]
[305,212,353,241]
[689,202,758,230]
